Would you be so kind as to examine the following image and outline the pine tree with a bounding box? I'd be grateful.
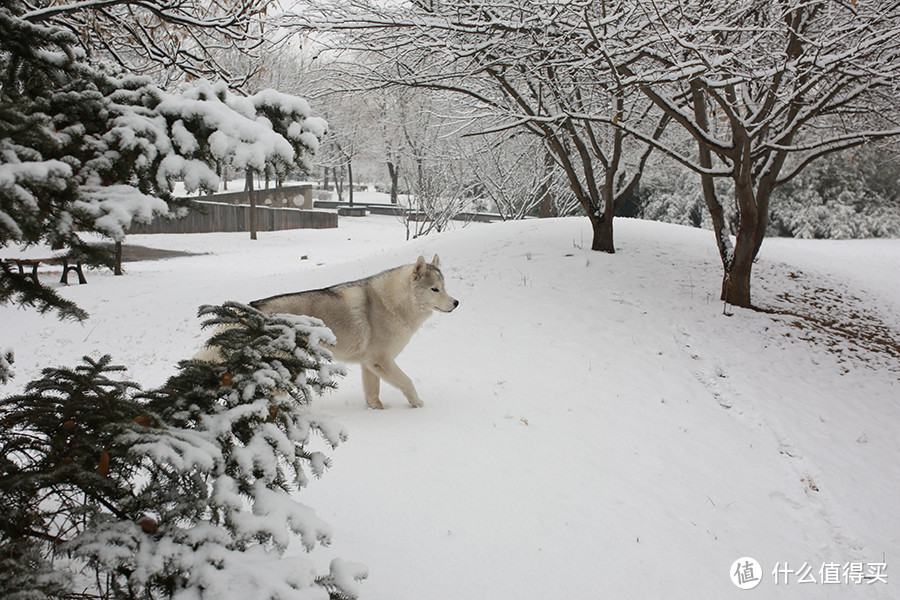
[0,2,175,320]
[0,304,366,600]
[2,3,113,319]
[0,355,145,598]
[2,3,328,325]
[3,5,350,594]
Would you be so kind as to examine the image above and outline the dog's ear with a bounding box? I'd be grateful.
[413,255,427,280]
[431,254,440,268]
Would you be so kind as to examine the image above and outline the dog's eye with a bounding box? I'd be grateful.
[431,287,440,292]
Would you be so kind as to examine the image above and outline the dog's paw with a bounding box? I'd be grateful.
[366,398,385,410]
[408,398,424,408]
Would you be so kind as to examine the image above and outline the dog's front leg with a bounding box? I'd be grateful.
[361,365,385,410]
[369,358,423,408]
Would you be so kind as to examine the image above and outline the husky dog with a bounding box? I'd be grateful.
[248,255,457,409]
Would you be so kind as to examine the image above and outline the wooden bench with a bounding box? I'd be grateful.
[337,206,368,217]
[2,257,87,285]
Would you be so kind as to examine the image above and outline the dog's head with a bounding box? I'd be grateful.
[413,254,459,313]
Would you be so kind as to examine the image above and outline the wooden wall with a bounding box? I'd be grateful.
[129,200,337,234]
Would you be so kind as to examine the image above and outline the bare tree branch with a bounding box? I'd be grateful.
[22,0,270,86]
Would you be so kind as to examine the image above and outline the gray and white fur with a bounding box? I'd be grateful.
[246,254,458,409]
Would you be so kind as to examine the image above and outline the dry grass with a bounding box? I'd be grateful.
[757,269,900,376]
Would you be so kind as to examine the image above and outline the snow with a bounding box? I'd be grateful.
[171,120,200,154]
[248,89,314,123]
[0,159,73,239]
[157,154,220,194]
[2,214,898,598]
[75,184,170,241]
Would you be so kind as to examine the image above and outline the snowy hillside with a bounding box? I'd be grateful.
[2,216,898,598]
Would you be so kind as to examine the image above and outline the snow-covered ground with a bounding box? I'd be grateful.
[2,215,898,598]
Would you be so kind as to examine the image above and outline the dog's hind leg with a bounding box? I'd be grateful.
[367,358,424,408]
[361,365,385,410]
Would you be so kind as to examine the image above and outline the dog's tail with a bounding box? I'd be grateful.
[192,343,223,363]
[192,324,232,363]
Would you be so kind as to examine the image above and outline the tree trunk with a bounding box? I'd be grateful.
[723,216,758,309]
[387,161,399,204]
[538,186,552,218]
[348,161,355,206]
[333,167,344,202]
[538,152,554,218]
[246,170,258,240]
[591,215,615,253]
[114,241,123,276]
[722,254,753,308]
[721,181,771,308]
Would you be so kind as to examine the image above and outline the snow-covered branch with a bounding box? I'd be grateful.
[616,0,900,306]
[22,0,271,85]
[287,0,671,251]
[0,306,365,600]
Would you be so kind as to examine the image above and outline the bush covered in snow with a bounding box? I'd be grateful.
[768,147,900,239]
[636,164,737,232]
[0,303,366,600]
[635,148,900,240]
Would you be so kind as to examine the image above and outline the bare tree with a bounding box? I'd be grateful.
[22,0,270,87]
[465,133,572,220]
[286,0,669,252]
[396,93,475,237]
[605,0,900,307]
[311,99,374,204]
[369,86,419,204]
